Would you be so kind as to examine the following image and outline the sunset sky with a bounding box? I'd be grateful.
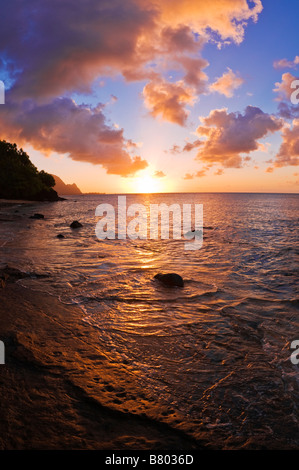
[0,0,298,193]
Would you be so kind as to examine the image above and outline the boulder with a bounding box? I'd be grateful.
[29,213,44,219]
[56,234,65,239]
[154,273,184,287]
[70,220,83,229]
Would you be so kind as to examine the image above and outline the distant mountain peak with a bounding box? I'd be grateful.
[52,175,82,195]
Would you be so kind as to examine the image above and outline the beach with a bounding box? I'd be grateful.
[0,194,298,450]
[0,280,205,450]
[0,199,203,450]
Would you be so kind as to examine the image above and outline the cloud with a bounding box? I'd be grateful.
[195,106,283,168]
[273,72,298,101]
[168,139,202,154]
[183,140,203,152]
[274,119,299,168]
[0,0,263,101]
[277,101,299,120]
[0,97,148,176]
[0,0,264,170]
[0,0,158,101]
[143,78,196,126]
[183,169,207,179]
[273,73,299,120]
[153,170,166,177]
[160,25,201,54]
[183,173,194,180]
[273,56,299,69]
[209,68,244,97]
[148,0,263,45]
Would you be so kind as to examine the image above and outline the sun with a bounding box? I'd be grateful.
[135,174,159,193]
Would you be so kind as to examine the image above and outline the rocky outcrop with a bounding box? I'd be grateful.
[154,273,184,287]
[70,220,83,229]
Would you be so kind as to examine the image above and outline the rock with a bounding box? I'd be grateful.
[70,220,82,229]
[29,213,44,219]
[154,273,184,287]
[56,234,65,239]
[185,229,202,238]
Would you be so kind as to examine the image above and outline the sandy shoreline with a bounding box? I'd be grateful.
[0,200,204,449]
[0,277,205,450]
[1,197,298,450]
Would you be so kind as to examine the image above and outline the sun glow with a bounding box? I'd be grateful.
[135,173,160,193]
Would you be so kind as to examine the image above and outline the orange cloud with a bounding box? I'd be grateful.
[0,0,264,172]
[0,97,148,176]
[183,173,194,180]
[154,170,166,177]
[143,79,196,126]
[1,0,262,102]
[273,72,297,101]
[209,68,244,97]
[145,0,263,44]
[274,119,299,167]
[183,169,207,179]
[195,106,283,168]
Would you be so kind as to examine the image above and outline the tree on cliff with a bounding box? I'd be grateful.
[0,140,59,201]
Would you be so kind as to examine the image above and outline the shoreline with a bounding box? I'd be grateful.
[1,195,298,450]
[0,280,205,450]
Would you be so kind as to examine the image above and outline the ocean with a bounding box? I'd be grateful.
[1,192,298,449]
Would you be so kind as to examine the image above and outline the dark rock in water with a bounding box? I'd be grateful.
[29,213,44,219]
[70,220,83,229]
[154,273,184,287]
[0,266,49,286]
[56,234,65,239]
[0,266,29,282]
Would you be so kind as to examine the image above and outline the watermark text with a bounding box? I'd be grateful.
[0,81,5,104]
[0,340,5,364]
[95,196,203,250]
[291,79,299,105]
[290,339,299,365]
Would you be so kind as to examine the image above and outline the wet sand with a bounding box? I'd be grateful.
[0,278,205,450]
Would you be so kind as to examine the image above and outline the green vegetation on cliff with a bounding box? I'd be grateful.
[0,140,60,201]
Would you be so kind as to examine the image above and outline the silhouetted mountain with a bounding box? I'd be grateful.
[0,140,60,201]
[52,175,82,195]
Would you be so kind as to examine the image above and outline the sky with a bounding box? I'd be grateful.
[0,0,298,194]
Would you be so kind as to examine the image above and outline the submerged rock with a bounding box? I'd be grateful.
[154,273,184,287]
[29,213,44,219]
[70,220,83,229]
